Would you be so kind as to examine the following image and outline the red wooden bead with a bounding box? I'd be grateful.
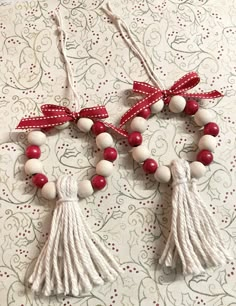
[143,158,158,174]
[204,122,219,137]
[128,131,143,147]
[26,145,41,159]
[32,173,48,188]
[138,107,151,119]
[91,121,107,135]
[91,175,106,190]
[196,150,213,166]
[184,99,199,115]
[103,147,118,162]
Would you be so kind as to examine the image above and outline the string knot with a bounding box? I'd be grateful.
[65,108,78,121]
[162,89,172,104]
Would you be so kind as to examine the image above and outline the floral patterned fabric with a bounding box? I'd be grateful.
[0,0,236,305]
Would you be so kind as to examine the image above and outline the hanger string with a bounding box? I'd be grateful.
[54,12,80,111]
[102,3,165,90]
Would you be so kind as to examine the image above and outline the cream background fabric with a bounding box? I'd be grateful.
[0,0,236,305]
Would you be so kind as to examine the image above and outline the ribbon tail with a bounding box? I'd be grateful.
[183,90,223,99]
[120,91,163,127]
[104,122,128,137]
[16,119,30,130]
[16,115,72,130]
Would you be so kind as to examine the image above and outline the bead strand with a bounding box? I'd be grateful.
[24,120,118,200]
[128,114,165,181]
[126,95,220,183]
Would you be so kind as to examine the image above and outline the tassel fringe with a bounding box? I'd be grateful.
[29,175,121,296]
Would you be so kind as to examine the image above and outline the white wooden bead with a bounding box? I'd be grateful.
[27,131,46,146]
[198,135,217,152]
[24,159,43,175]
[78,180,94,198]
[132,145,150,163]
[151,99,164,113]
[169,95,186,113]
[77,118,93,133]
[194,109,213,126]
[41,182,57,200]
[154,166,171,183]
[55,122,70,130]
[96,132,113,150]
[96,160,113,177]
[130,116,147,133]
[190,161,206,179]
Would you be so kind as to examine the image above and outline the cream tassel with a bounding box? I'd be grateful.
[159,159,231,274]
[29,175,121,296]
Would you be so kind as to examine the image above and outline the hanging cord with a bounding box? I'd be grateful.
[102,3,165,90]
[54,12,81,111]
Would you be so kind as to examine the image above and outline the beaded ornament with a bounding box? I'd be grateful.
[16,13,121,296]
[20,107,118,199]
[104,5,231,275]
[15,5,232,297]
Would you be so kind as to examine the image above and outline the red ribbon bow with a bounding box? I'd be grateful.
[16,104,109,129]
[120,72,223,127]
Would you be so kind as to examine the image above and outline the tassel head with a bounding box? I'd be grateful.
[57,175,78,200]
[171,159,190,186]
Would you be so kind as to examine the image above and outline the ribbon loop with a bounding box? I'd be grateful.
[78,106,109,119]
[133,81,159,95]
[170,72,200,95]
